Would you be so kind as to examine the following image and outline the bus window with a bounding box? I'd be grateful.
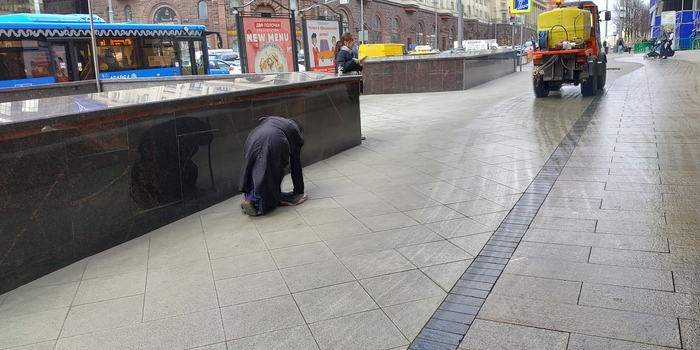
[0,40,51,81]
[75,41,95,81]
[96,37,137,72]
[193,40,205,75]
[142,38,176,68]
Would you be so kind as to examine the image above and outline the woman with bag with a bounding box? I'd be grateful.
[334,33,365,76]
[334,33,367,140]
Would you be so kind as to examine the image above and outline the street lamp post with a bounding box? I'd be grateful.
[456,0,464,50]
[434,0,438,50]
[360,0,364,44]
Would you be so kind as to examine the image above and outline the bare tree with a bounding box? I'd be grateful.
[612,0,650,41]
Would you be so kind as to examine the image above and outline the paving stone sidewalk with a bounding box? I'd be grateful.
[0,51,698,350]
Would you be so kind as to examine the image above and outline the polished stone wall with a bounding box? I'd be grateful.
[0,75,362,294]
[361,51,517,95]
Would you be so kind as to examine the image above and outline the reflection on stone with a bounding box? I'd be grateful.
[130,117,214,209]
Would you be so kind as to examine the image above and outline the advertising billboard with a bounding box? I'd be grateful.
[510,0,532,14]
[304,19,341,73]
[242,17,295,73]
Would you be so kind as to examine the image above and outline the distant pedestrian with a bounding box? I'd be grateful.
[616,37,624,53]
[603,40,608,54]
[657,26,669,58]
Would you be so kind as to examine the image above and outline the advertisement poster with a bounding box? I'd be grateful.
[305,20,340,73]
[242,17,294,73]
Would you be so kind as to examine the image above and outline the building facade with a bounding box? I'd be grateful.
[1,0,542,50]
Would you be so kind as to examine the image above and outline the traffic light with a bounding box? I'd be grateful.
[508,6,515,23]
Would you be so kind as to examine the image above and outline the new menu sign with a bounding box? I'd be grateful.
[242,17,295,73]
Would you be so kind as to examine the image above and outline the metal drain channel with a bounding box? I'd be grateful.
[409,96,602,349]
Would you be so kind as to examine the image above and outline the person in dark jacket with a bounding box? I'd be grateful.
[239,117,307,216]
[334,32,364,74]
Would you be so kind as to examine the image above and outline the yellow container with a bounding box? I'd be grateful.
[358,44,407,58]
[537,7,592,49]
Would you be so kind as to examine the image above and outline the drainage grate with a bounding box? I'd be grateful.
[408,96,603,350]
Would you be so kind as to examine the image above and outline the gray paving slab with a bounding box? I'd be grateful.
[359,270,446,307]
[395,241,472,268]
[226,325,319,350]
[420,260,473,292]
[503,256,675,291]
[0,282,78,318]
[523,227,669,252]
[0,308,67,349]
[383,296,444,341]
[309,309,408,350]
[215,270,289,307]
[293,281,378,323]
[210,251,277,281]
[220,295,305,340]
[82,236,147,280]
[578,282,700,320]
[279,259,355,293]
[72,271,146,305]
[55,308,225,350]
[459,319,569,350]
[680,319,700,350]
[566,334,676,350]
[143,261,218,321]
[489,274,581,304]
[478,294,681,347]
[60,295,144,337]
[340,249,416,280]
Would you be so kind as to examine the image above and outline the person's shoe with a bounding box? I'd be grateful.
[662,56,667,59]
[361,134,366,140]
[280,193,308,206]
[241,201,260,216]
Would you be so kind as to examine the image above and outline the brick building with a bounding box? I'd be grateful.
[2,0,542,49]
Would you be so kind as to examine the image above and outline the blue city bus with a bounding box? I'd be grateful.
[0,13,220,89]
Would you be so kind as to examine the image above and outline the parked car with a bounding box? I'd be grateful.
[208,49,239,63]
[410,45,439,55]
[208,58,240,74]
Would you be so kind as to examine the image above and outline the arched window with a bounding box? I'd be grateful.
[338,9,349,33]
[125,5,132,22]
[449,28,454,48]
[391,17,400,43]
[416,23,424,45]
[154,7,178,23]
[371,15,382,43]
[198,1,208,19]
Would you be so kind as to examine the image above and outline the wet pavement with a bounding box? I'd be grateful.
[1,50,699,350]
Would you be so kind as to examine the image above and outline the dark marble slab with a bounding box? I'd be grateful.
[0,74,362,293]
[362,50,516,95]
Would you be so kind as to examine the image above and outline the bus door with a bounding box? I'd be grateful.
[176,38,205,75]
[48,40,94,82]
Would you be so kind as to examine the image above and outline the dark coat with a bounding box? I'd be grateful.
[335,47,363,74]
[238,117,304,212]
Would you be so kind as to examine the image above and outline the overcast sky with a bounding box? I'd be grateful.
[592,0,618,37]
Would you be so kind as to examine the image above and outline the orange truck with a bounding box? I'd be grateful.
[531,0,611,97]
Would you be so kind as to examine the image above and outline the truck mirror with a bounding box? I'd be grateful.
[605,11,611,21]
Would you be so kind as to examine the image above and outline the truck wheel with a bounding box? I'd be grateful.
[581,63,598,97]
[597,61,606,90]
[533,78,549,97]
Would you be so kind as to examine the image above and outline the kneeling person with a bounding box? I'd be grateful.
[239,117,308,215]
